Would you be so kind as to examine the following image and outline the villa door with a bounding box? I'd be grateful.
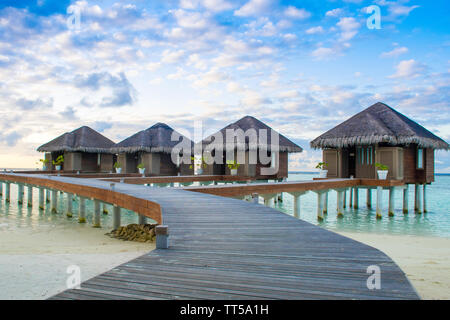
[356,146,375,178]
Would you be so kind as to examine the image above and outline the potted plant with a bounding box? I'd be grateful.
[190,156,208,175]
[137,163,145,175]
[37,159,49,171]
[375,163,389,180]
[316,162,328,178]
[226,160,240,176]
[52,155,64,171]
[113,162,122,174]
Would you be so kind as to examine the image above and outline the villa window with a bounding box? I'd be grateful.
[417,148,424,169]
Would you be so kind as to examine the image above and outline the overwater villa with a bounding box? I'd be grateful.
[37,126,116,172]
[112,123,194,175]
[310,102,450,184]
[200,116,303,179]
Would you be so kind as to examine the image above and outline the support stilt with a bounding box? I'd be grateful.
[38,188,44,210]
[66,193,73,217]
[366,189,372,208]
[323,191,328,214]
[337,190,344,218]
[289,192,306,219]
[138,214,147,225]
[78,197,86,223]
[414,184,419,212]
[0,182,3,196]
[376,186,383,219]
[102,203,109,214]
[46,189,51,203]
[262,194,276,206]
[93,199,101,227]
[113,206,121,230]
[251,193,259,204]
[343,189,347,208]
[5,183,10,202]
[18,184,24,205]
[416,184,423,214]
[317,192,325,221]
[51,190,58,213]
[27,185,33,207]
[388,187,395,217]
[423,184,427,213]
[349,187,353,208]
[403,184,409,214]
[353,187,359,209]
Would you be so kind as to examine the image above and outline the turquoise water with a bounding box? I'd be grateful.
[0,173,449,238]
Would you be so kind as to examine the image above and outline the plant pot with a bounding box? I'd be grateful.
[230,169,238,176]
[55,165,61,171]
[139,168,145,175]
[197,168,203,175]
[42,166,47,171]
[377,170,388,180]
[115,168,122,174]
[318,169,328,178]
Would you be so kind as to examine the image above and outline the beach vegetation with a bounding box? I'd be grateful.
[52,155,64,166]
[375,163,389,171]
[315,162,328,170]
[113,162,122,169]
[137,163,145,169]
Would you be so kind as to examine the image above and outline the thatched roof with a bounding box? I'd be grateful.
[112,123,194,154]
[310,102,450,150]
[200,116,303,153]
[37,126,115,153]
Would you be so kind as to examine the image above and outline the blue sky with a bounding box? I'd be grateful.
[0,0,449,171]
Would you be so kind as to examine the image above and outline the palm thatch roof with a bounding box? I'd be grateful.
[310,102,450,150]
[112,123,194,154]
[200,116,303,153]
[37,126,115,153]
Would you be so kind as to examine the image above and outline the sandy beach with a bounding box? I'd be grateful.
[0,222,154,300]
[337,231,450,300]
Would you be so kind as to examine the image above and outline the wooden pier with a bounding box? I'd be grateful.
[0,173,419,299]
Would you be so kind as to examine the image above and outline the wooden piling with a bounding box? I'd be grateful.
[337,190,344,218]
[353,187,359,209]
[78,197,86,223]
[38,188,44,210]
[51,190,58,213]
[403,184,409,214]
[423,184,427,213]
[18,184,24,205]
[414,184,419,212]
[323,191,328,214]
[366,189,372,208]
[376,186,383,219]
[138,214,147,225]
[93,199,101,227]
[317,192,325,221]
[5,183,10,202]
[388,187,395,217]
[27,185,33,207]
[416,184,423,214]
[66,193,73,217]
[113,206,121,229]
[0,182,2,196]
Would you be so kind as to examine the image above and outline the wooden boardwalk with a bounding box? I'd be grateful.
[24,175,419,300]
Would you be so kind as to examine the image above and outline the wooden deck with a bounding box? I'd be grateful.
[25,174,418,300]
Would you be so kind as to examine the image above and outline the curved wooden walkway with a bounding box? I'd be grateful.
[15,174,418,300]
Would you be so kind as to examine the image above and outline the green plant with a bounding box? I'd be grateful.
[113,162,122,169]
[52,155,64,166]
[226,160,240,170]
[137,163,145,169]
[375,163,389,171]
[315,162,328,170]
[189,156,208,169]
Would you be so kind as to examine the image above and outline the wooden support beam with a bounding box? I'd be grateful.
[388,187,395,217]
[376,186,383,219]
[113,206,121,230]
[66,193,73,217]
[337,190,344,218]
[78,197,86,223]
[18,184,24,205]
[27,185,33,207]
[349,187,353,208]
[93,199,101,227]
[138,214,147,225]
[51,190,58,213]
[416,184,423,214]
[423,184,427,213]
[403,184,409,214]
[5,182,10,202]
[366,189,372,208]
[38,188,44,210]
[353,187,359,209]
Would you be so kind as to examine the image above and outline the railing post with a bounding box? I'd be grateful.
[403,184,409,214]
[78,197,86,223]
[93,199,101,227]
[113,205,121,230]
[27,185,33,207]
[376,186,383,219]
[156,225,169,249]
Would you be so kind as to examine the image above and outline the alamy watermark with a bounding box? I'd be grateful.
[66,5,81,32]
[366,5,381,30]
[66,265,81,289]
[366,265,381,290]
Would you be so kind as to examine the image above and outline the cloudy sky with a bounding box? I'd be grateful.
[0,0,449,171]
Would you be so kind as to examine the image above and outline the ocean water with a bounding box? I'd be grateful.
[0,173,449,238]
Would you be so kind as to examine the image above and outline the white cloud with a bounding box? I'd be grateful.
[234,0,272,17]
[311,47,336,60]
[381,46,409,58]
[325,8,343,18]
[389,59,427,79]
[336,17,360,42]
[284,6,311,20]
[305,26,324,35]
[161,49,185,64]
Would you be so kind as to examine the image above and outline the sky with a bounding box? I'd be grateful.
[0,0,449,171]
